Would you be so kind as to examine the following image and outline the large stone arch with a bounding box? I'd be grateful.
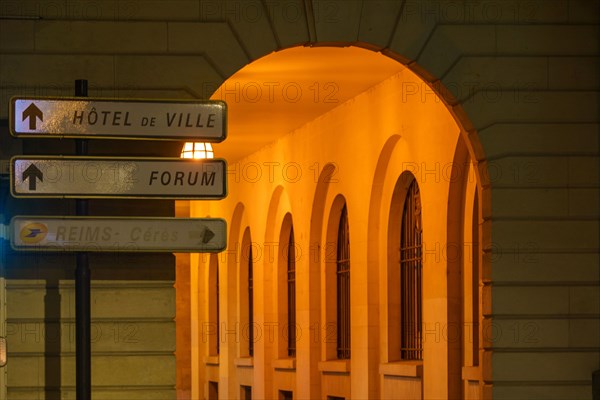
[180,6,596,398]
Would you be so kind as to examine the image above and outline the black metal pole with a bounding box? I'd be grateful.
[75,79,91,400]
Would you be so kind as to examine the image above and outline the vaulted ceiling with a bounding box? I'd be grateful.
[210,46,405,162]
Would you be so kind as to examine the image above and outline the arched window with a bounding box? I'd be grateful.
[464,190,479,367]
[471,191,479,365]
[287,226,297,357]
[248,245,254,357]
[337,204,351,359]
[400,180,422,360]
[208,254,220,356]
[241,227,253,358]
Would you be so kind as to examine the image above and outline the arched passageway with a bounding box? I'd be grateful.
[187,44,488,400]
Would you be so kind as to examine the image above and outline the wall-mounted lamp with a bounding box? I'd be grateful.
[181,142,214,159]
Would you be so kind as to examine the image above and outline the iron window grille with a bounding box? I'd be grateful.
[287,227,297,357]
[248,246,254,357]
[400,181,423,360]
[336,205,351,359]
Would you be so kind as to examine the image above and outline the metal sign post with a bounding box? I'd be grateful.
[74,79,91,400]
[9,83,229,399]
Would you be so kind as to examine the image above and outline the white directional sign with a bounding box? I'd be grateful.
[10,96,227,141]
[11,156,227,199]
[10,216,227,252]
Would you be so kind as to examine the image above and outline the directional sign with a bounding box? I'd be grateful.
[10,96,227,141]
[10,216,227,252]
[11,156,227,199]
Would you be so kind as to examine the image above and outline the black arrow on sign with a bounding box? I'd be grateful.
[190,226,215,244]
[202,228,215,244]
[22,103,43,130]
[23,164,43,190]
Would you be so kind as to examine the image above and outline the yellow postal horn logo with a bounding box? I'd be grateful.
[20,223,48,244]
